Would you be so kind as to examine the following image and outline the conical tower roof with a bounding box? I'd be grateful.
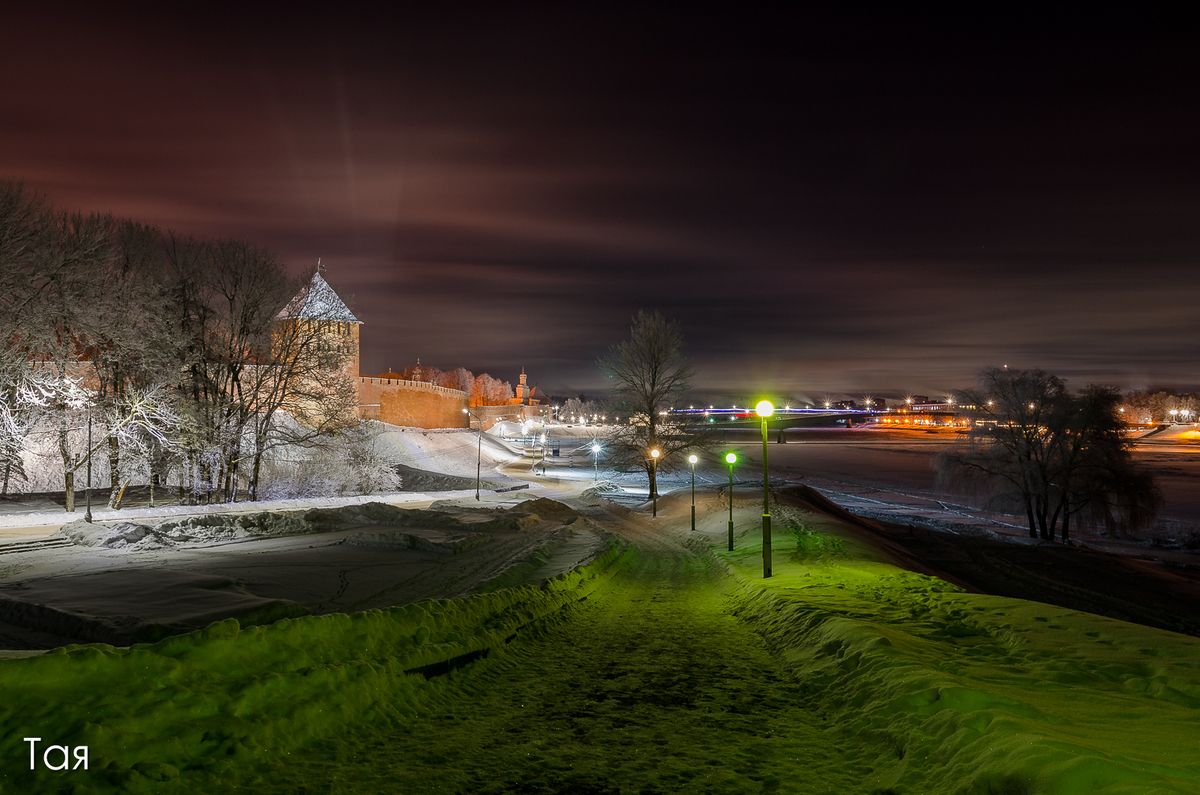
[277,272,361,323]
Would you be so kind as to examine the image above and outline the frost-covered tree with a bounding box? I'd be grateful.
[18,209,115,511]
[437,366,474,394]
[561,397,603,424]
[470,373,514,406]
[1122,390,1199,425]
[0,184,52,493]
[81,220,182,507]
[1,184,369,506]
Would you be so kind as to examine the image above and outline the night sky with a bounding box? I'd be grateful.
[3,7,1197,400]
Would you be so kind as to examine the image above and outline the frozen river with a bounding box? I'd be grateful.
[713,428,1200,537]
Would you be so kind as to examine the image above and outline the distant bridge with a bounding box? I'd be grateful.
[669,406,884,429]
[668,406,962,430]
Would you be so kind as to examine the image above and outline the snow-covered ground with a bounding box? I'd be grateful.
[0,424,530,534]
[374,424,525,476]
[0,496,609,649]
[1,424,1194,653]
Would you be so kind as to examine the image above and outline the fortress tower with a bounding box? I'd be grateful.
[274,270,362,427]
[276,270,362,378]
[515,367,530,402]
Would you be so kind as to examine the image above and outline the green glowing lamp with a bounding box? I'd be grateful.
[755,400,775,418]
[725,452,737,465]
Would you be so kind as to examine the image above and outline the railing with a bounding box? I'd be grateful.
[358,377,467,399]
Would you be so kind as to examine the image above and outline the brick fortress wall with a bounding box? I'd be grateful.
[357,377,469,429]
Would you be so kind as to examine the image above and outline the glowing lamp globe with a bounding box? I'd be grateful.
[755,400,775,418]
[687,454,698,465]
[591,443,601,454]
[650,448,661,459]
[725,452,737,465]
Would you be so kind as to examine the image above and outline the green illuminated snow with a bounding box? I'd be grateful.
[0,502,1197,793]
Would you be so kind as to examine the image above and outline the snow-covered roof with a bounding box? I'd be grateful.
[277,272,361,323]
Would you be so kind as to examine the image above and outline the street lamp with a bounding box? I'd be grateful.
[724,452,737,551]
[755,400,774,578]
[84,404,93,522]
[591,441,601,482]
[462,408,483,500]
[688,453,698,531]
[649,448,661,517]
[541,432,548,475]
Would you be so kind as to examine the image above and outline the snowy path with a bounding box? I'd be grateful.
[248,502,877,792]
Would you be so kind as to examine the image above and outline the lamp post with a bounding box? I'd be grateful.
[725,452,737,550]
[688,453,698,531]
[591,441,601,482]
[84,404,93,522]
[649,447,661,517]
[462,408,483,500]
[540,431,548,475]
[755,400,775,578]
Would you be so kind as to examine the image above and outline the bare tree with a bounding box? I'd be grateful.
[940,368,1159,542]
[164,238,291,502]
[599,309,704,498]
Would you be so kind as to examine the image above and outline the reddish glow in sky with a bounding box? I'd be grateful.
[2,7,1197,398]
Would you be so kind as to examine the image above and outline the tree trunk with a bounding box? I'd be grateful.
[198,459,211,504]
[1061,502,1071,544]
[249,446,264,501]
[227,456,240,503]
[1023,496,1037,538]
[107,434,121,508]
[113,481,129,510]
[59,421,75,513]
[2,462,10,496]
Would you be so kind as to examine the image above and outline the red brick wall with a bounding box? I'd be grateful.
[357,378,468,429]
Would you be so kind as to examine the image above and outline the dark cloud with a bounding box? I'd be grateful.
[2,6,1199,398]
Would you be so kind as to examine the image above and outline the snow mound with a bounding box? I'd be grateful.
[511,498,580,524]
[55,499,582,552]
[58,511,308,550]
[581,480,624,498]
